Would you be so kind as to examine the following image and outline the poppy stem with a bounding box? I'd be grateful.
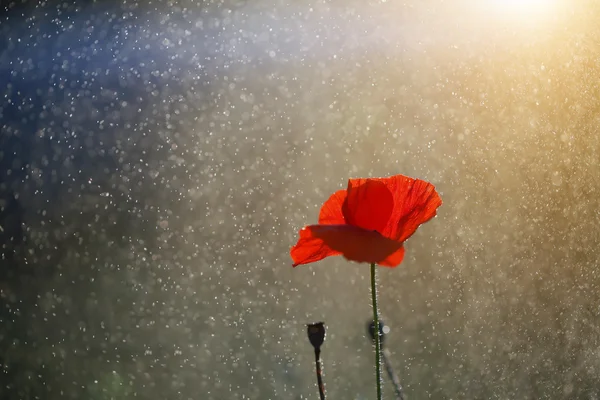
[370,262,383,400]
[368,320,405,400]
[382,349,405,400]
[314,348,326,400]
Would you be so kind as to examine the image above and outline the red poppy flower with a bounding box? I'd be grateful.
[291,174,442,268]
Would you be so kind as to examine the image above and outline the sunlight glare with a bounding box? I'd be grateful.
[488,0,558,17]
[471,0,566,31]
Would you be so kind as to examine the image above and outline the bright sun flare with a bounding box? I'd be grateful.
[489,0,557,14]
[482,0,561,26]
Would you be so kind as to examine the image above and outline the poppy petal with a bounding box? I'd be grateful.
[378,246,406,268]
[291,224,405,267]
[318,189,347,225]
[342,179,394,233]
[378,175,442,242]
[291,226,343,267]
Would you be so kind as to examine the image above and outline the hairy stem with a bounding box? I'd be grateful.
[371,262,382,400]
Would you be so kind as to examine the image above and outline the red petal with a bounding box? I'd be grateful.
[342,179,394,233]
[291,224,405,267]
[377,175,442,242]
[378,246,406,268]
[290,226,342,267]
[318,189,347,225]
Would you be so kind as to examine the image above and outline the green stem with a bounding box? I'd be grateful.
[370,262,382,400]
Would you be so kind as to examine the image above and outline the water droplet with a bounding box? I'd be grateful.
[551,171,563,186]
